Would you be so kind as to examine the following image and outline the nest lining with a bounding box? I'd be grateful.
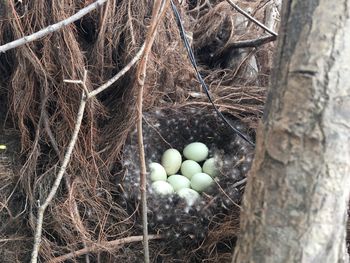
[119,107,254,261]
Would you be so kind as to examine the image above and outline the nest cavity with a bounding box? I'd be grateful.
[120,107,254,262]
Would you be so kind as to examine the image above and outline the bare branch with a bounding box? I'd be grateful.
[48,235,163,263]
[30,43,145,262]
[135,1,170,262]
[225,0,278,37]
[0,0,107,53]
[87,44,146,98]
[226,34,276,49]
[30,90,87,263]
[42,109,91,263]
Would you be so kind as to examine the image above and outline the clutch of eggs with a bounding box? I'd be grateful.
[150,142,220,206]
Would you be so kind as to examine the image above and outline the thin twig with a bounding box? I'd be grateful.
[31,72,89,263]
[181,101,263,113]
[127,0,136,45]
[48,234,163,263]
[232,178,247,188]
[30,44,145,261]
[30,90,87,263]
[62,45,146,99]
[215,181,241,209]
[0,0,107,53]
[226,34,276,49]
[88,44,145,98]
[135,1,169,262]
[171,0,255,146]
[43,108,91,263]
[225,0,277,37]
[63,79,90,95]
[0,237,29,242]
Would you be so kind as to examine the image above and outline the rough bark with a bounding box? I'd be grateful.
[233,1,350,263]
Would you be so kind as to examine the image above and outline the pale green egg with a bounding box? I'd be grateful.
[180,160,202,179]
[183,142,209,162]
[151,181,174,195]
[149,162,167,182]
[177,188,200,206]
[167,174,190,192]
[190,172,214,193]
[202,158,219,178]
[161,148,182,175]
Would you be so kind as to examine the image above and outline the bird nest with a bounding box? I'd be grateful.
[119,107,254,262]
[0,0,277,261]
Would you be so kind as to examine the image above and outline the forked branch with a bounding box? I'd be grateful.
[0,0,107,53]
[30,42,145,262]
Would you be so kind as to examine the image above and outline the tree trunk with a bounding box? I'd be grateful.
[233,1,350,263]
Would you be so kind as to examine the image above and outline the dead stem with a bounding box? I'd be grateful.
[30,41,145,261]
[225,0,277,36]
[48,234,163,263]
[135,0,170,262]
[43,108,91,263]
[0,0,108,53]
[30,90,87,263]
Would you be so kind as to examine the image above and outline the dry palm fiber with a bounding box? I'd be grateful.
[0,129,32,262]
[0,0,274,261]
[0,1,195,261]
